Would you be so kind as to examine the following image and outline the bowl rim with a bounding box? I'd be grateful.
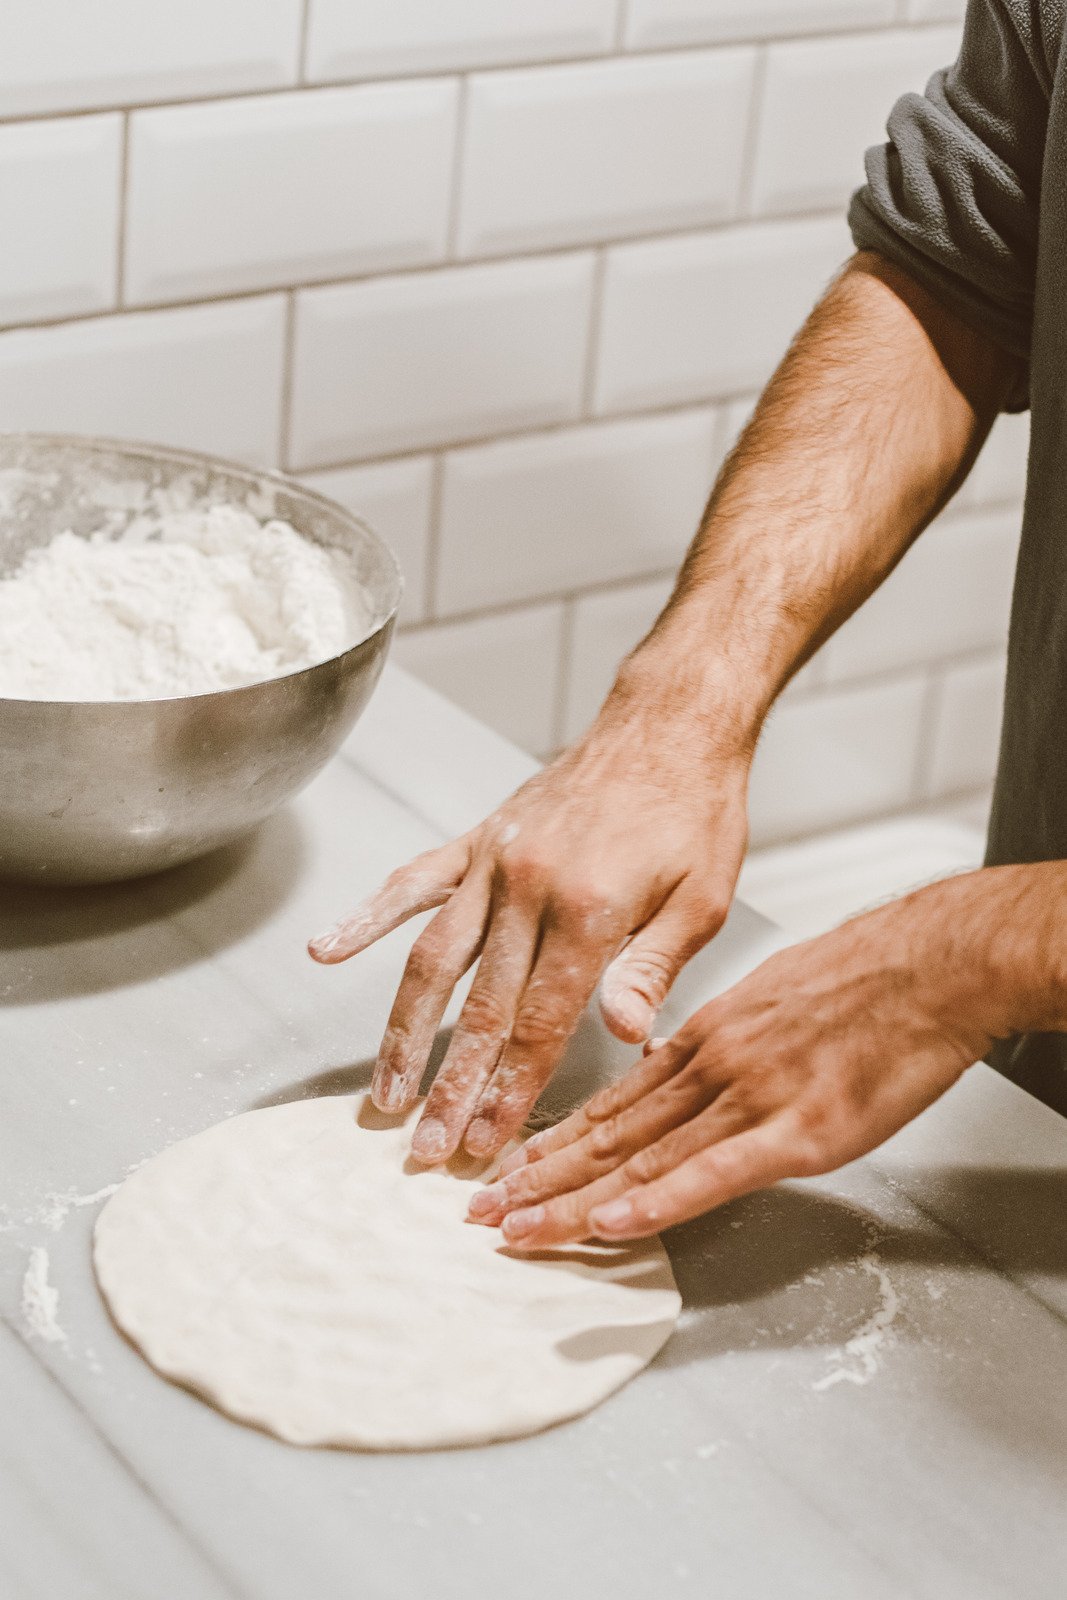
[0,430,404,709]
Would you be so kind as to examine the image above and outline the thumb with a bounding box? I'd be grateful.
[598,886,727,1043]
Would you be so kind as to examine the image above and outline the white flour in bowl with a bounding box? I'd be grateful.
[0,504,377,701]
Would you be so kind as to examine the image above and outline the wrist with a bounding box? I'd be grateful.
[604,619,774,760]
[908,866,1067,1044]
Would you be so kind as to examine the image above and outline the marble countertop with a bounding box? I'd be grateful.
[2,666,1065,1600]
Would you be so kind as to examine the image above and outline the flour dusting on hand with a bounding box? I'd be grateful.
[0,505,376,701]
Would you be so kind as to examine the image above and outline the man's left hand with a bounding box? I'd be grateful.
[468,873,1015,1246]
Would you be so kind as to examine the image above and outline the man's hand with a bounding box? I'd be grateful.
[308,252,1015,1173]
[467,872,1023,1246]
[309,690,750,1166]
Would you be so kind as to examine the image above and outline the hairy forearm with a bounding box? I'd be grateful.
[608,250,1022,749]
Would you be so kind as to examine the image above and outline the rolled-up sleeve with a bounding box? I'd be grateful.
[849,0,1057,409]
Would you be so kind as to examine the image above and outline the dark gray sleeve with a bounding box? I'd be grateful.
[849,0,1058,409]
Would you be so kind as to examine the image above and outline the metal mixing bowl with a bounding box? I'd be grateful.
[0,434,401,885]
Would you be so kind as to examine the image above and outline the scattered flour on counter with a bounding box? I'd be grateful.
[22,1246,67,1345]
[811,1251,900,1391]
[0,504,377,701]
[37,1182,121,1233]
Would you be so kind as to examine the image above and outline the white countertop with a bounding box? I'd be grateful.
[2,665,1066,1600]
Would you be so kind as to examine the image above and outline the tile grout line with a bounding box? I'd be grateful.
[114,110,132,307]
[551,595,578,749]
[736,43,768,219]
[423,453,447,621]
[579,249,607,417]
[911,665,945,803]
[0,207,850,337]
[297,0,313,84]
[277,290,297,470]
[444,76,470,259]
[0,20,960,126]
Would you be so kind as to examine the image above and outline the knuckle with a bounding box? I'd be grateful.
[623,1143,668,1187]
[404,934,446,987]
[510,999,572,1052]
[586,1078,630,1122]
[588,1116,624,1161]
[499,847,553,896]
[457,989,511,1040]
[557,878,615,930]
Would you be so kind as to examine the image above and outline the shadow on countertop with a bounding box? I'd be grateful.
[0,807,307,1003]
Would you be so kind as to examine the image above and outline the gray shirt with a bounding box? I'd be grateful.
[849,1,1067,1110]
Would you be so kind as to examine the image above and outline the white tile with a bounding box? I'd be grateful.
[0,115,121,324]
[0,0,302,118]
[905,0,966,19]
[924,653,1007,798]
[625,0,895,47]
[437,407,719,614]
[748,674,927,844]
[299,457,435,623]
[561,576,674,742]
[289,253,595,468]
[125,82,458,305]
[305,0,616,82]
[595,217,851,413]
[457,51,755,258]
[957,410,1030,510]
[0,296,285,464]
[751,27,962,217]
[822,508,1019,684]
[395,603,565,754]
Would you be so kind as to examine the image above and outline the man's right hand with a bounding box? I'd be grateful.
[309,676,751,1168]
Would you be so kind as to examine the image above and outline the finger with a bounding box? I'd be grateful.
[644,1036,668,1056]
[495,1033,693,1178]
[461,922,611,1161]
[468,1059,720,1223]
[410,908,539,1165]
[599,884,726,1042]
[371,873,491,1114]
[308,839,470,963]
[586,1122,799,1240]
[495,1094,757,1248]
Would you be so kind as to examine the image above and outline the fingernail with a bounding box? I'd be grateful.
[589,1198,634,1234]
[605,987,655,1040]
[467,1182,507,1221]
[373,1073,404,1114]
[502,1205,544,1241]
[464,1117,494,1157]
[646,1035,668,1054]
[411,1117,447,1163]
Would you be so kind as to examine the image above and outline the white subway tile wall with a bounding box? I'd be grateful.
[0,3,1019,838]
[623,2,896,49]
[457,51,755,257]
[125,82,458,304]
[0,116,122,324]
[304,1,619,83]
[0,1,303,118]
[300,457,436,624]
[288,254,594,466]
[436,408,721,613]
[751,28,961,216]
[395,602,566,755]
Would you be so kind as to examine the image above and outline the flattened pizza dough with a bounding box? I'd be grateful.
[93,1093,680,1449]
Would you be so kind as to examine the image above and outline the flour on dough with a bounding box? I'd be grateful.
[92,1093,680,1450]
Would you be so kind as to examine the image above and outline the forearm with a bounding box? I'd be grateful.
[607,250,1022,749]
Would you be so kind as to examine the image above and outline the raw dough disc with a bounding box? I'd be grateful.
[93,1093,681,1450]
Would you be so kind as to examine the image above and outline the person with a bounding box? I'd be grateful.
[310,1,1067,1249]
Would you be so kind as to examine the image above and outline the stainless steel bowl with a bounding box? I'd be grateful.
[0,434,401,885]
